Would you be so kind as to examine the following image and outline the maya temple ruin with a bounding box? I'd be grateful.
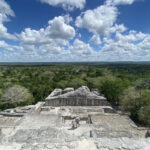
[0,86,150,150]
[45,86,109,106]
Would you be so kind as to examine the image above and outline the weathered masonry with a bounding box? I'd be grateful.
[45,86,110,106]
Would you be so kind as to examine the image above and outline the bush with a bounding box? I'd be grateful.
[119,87,140,111]
[138,105,150,125]
[137,90,150,125]
[120,88,150,125]
[0,85,34,110]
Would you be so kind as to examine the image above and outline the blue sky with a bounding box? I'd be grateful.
[0,0,150,62]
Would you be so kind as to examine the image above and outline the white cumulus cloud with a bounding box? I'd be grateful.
[0,0,149,62]
[0,40,20,51]
[70,39,94,57]
[39,0,86,11]
[47,16,75,40]
[90,34,101,45]
[18,15,75,45]
[106,0,135,6]
[76,5,118,35]
[98,31,150,61]
[0,0,16,40]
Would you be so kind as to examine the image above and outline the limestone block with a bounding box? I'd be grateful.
[63,88,74,94]
[41,106,50,111]
[50,88,62,97]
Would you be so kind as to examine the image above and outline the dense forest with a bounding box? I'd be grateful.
[0,62,150,126]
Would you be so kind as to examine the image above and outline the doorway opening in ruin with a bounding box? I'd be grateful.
[62,115,92,125]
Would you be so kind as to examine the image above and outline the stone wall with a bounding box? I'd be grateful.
[45,97,110,106]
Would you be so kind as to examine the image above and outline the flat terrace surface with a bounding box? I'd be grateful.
[0,104,149,150]
[27,106,146,138]
[91,114,146,138]
[0,115,21,127]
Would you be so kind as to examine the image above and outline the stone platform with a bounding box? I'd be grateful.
[0,102,149,150]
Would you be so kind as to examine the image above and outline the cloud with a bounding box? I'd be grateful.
[1,31,150,62]
[0,40,13,51]
[18,15,75,45]
[137,35,150,53]
[13,15,76,61]
[90,34,101,45]
[47,15,75,40]
[70,39,94,57]
[39,45,62,55]
[0,40,19,51]
[76,5,118,36]
[18,28,51,45]
[98,31,150,61]
[109,24,127,34]
[106,0,135,6]
[0,0,16,40]
[0,0,149,62]
[39,0,86,11]
[0,24,17,40]
[0,0,15,21]
[75,0,135,45]
[116,30,146,42]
